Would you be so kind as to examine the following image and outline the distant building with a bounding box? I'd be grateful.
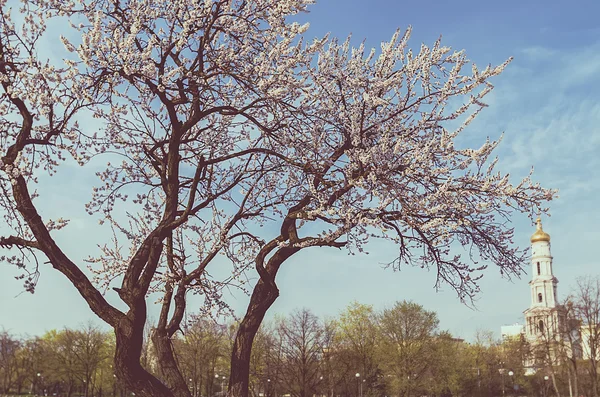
[579,325,596,360]
[523,218,576,366]
[523,218,564,345]
[501,323,524,340]
[501,218,582,370]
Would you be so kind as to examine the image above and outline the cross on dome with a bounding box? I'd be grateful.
[530,217,551,243]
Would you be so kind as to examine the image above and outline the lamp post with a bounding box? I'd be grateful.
[508,371,514,396]
[113,373,117,397]
[317,376,323,397]
[323,347,333,397]
[543,375,550,397]
[355,373,362,397]
[37,372,46,396]
[498,362,505,397]
[267,378,271,397]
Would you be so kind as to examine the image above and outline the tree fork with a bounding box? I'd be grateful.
[151,327,192,397]
[114,307,174,397]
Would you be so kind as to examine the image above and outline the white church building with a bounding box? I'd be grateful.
[523,217,564,346]
[501,217,583,367]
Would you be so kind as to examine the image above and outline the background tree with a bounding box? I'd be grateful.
[17,337,45,395]
[376,301,439,397]
[36,325,112,397]
[0,303,565,397]
[319,333,361,397]
[0,330,20,394]
[499,335,532,397]
[41,329,80,397]
[460,330,494,397]
[248,323,279,397]
[275,309,326,397]
[335,302,380,395]
[545,297,582,397]
[173,318,228,397]
[425,331,467,397]
[571,276,600,397]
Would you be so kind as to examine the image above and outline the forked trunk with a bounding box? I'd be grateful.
[151,327,192,397]
[114,311,174,397]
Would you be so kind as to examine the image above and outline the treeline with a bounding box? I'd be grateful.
[0,299,598,397]
[0,323,114,397]
[0,301,525,397]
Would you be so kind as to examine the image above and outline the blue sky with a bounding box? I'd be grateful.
[1,0,600,341]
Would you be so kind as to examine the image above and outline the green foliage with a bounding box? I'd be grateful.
[5,296,598,397]
[243,302,532,397]
[172,319,229,397]
[0,324,116,397]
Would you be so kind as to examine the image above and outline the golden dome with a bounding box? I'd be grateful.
[531,217,550,243]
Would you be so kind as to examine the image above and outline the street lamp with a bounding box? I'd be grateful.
[221,375,226,396]
[355,373,362,397]
[498,361,507,397]
[323,347,332,397]
[508,371,514,396]
[37,373,43,396]
[543,375,550,397]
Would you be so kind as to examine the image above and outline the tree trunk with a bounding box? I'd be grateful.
[228,242,303,397]
[114,310,174,397]
[568,372,573,397]
[550,372,561,397]
[570,359,579,397]
[229,278,279,397]
[151,327,192,397]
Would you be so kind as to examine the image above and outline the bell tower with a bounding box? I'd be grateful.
[524,217,562,344]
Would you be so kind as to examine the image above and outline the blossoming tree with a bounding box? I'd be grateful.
[0,0,555,396]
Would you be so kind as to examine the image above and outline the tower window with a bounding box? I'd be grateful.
[538,320,544,333]
[538,293,543,303]
[537,262,541,275]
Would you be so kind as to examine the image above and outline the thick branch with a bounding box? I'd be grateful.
[0,235,40,250]
[12,176,124,326]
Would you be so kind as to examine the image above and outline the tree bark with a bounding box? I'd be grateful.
[228,275,280,397]
[229,240,303,397]
[114,308,174,397]
[151,271,191,397]
[151,327,192,397]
